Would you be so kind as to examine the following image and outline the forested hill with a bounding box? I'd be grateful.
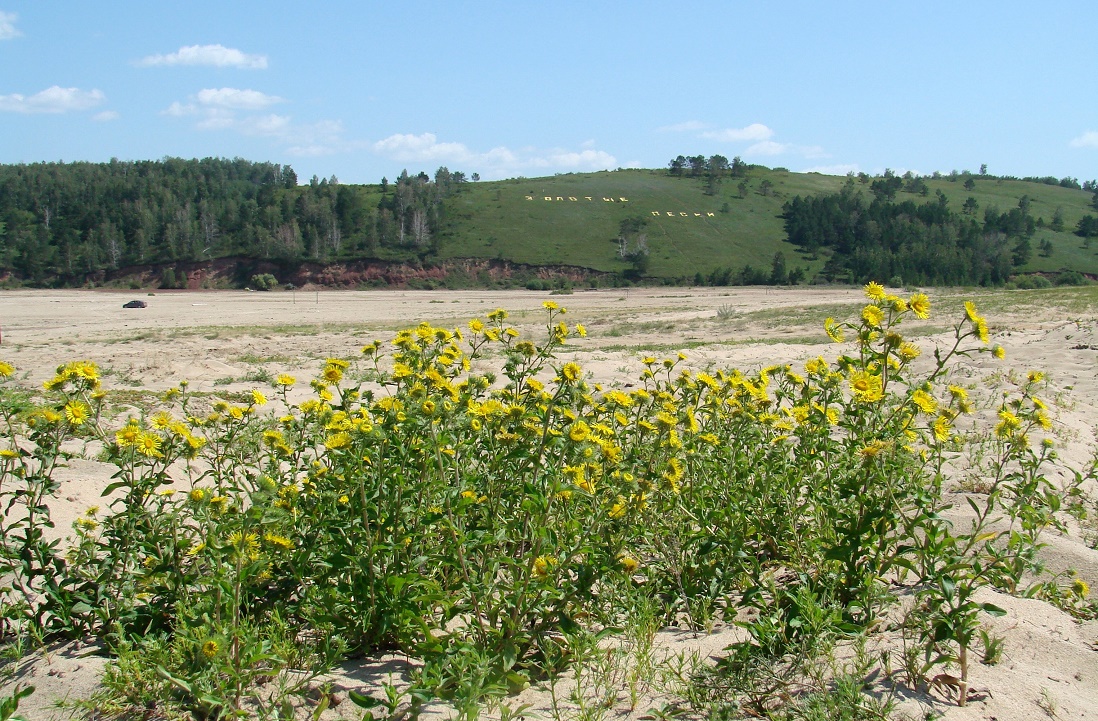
[1,157,1096,288]
[0,158,462,285]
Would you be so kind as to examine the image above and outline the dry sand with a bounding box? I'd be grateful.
[1,286,1097,720]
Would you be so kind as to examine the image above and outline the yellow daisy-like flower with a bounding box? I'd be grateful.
[575,324,587,337]
[275,373,296,387]
[202,640,219,659]
[1072,578,1090,598]
[932,415,951,443]
[0,361,14,378]
[568,421,590,443]
[861,304,885,329]
[543,300,560,311]
[321,365,344,384]
[824,317,845,343]
[992,345,1005,359]
[964,301,980,323]
[64,400,90,426]
[911,389,938,415]
[532,555,557,579]
[848,371,883,403]
[264,532,294,551]
[976,319,990,343]
[909,293,931,319]
[899,342,921,361]
[135,432,163,458]
[863,281,886,301]
[561,362,582,382]
[190,488,206,503]
[251,389,268,406]
[620,554,640,574]
[325,432,352,450]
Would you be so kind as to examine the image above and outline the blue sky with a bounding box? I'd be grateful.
[1,2,1095,184]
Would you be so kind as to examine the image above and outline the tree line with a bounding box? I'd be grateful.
[782,182,1041,286]
[0,158,469,284]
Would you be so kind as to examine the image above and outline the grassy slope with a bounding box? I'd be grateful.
[433,169,1097,280]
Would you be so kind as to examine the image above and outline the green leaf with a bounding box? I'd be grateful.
[348,690,381,709]
[979,602,1007,617]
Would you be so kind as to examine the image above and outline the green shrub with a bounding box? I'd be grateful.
[249,273,278,291]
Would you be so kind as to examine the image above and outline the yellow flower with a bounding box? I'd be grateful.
[911,389,938,415]
[532,555,557,579]
[202,639,219,659]
[964,301,980,323]
[325,432,352,450]
[898,342,921,361]
[322,365,344,384]
[932,415,951,443]
[264,533,294,551]
[136,433,163,458]
[863,281,886,301]
[338,494,349,504]
[64,401,90,426]
[561,362,582,382]
[0,361,14,378]
[848,371,883,403]
[824,317,845,343]
[543,300,560,311]
[609,496,627,519]
[251,389,268,406]
[620,555,640,574]
[568,421,590,443]
[1072,578,1090,598]
[992,345,1005,360]
[1027,371,1045,383]
[575,324,587,337]
[0,449,18,460]
[948,385,968,401]
[976,319,989,343]
[861,304,885,329]
[275,373,296,387]
[190,488,207,503]
[909,293,930,319]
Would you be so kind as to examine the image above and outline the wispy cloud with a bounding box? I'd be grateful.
[92,110,120,122]
[0,10,20,40]
[371,132,618,178]
[163,89,359,156]
[139,44,267,69]
[195,88,284,110]
[0,86,105,114]
[1070,131,1098,149]
[701,123,775,142]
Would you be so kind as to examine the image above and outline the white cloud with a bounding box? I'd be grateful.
[799,163,860,176]
[745,140,790,156]
[1070,131,1098,149]
[139,44,267,69]
[659,120,709,132]
[195,87,283,110]
[0,10,20,40]
[92,110,120,122]
[371,132,618,178]
[0,86,105,114]
[701,123,774,142]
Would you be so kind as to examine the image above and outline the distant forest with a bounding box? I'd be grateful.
[782,177,1041,286]
[0,158,469,283]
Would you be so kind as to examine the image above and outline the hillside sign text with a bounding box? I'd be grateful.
[525,195,715,217]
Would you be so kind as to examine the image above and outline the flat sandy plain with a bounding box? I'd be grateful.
[2,286,1098,720]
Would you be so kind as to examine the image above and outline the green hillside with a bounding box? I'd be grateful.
[1,158,1094,287]
[437,169,844,279]
[434,168,1098,281]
